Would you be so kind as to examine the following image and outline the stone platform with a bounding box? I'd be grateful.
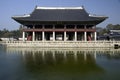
[0,41,120,48]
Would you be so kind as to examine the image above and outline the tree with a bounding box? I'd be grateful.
[106,24,113,30]
[0,25,22,38]
[106,24,120,30]
[96,27,109,36]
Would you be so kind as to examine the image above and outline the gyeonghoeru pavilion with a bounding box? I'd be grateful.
[12,6,108,42]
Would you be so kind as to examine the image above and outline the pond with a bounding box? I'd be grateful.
[0,47,120,80]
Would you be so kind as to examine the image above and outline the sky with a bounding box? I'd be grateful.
[0,0,120,30]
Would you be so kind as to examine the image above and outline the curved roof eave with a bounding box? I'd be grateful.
[12,18,107,25]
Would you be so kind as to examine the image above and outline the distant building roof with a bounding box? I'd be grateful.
[12,6,108,25]
[110,30,120,33]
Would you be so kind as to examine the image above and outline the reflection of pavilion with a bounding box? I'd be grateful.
[22,50,96,62]
[6,48,120,73]
[6,48,120,61]
[20,49,103,74]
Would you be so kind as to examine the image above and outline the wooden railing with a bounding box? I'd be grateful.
[23,28,95,32]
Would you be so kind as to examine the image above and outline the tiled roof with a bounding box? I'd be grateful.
[12,6,108,24]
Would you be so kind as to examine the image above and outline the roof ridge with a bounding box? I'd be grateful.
[36,7,83,10]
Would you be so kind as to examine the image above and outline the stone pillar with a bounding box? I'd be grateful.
[75,25,77,41]
[84,32,87,41]
[75,31,77,41]
[53,31,55,41]
[42,31,45,41]
[32,31,35,41]
[22,31,25,41]
[53,25,55,41]
[94,32,97,41]
[84,25,87,41]
[42,25,45,41]
[32,25,35,41]
[64,31,66,41]
[64,25,66,41]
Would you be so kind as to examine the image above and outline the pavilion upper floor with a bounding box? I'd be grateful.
[23,24,96,32]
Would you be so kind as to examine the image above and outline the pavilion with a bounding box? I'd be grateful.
[12,6,108,42]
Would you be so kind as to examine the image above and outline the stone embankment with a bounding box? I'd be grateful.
[0,41,120,48]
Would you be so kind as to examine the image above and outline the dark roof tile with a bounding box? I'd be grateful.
[12,7,108,24]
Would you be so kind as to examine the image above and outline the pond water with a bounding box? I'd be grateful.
[0,47,120,80]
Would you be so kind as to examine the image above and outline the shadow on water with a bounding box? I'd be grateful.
[1,48,120,80]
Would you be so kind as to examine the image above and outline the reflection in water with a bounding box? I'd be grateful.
[2,48,120,80]
[6,48,119,74]
[22,50,99,73]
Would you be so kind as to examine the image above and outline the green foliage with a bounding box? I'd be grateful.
[97,24,120,36]
[0,25,22,38]
[106,24,120,30]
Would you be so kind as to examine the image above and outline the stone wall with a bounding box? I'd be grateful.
[0,41,119,48]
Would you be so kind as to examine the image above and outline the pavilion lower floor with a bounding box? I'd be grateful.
[22,31,97,41]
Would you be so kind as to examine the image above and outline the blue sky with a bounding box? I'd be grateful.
[0,0,120,30]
